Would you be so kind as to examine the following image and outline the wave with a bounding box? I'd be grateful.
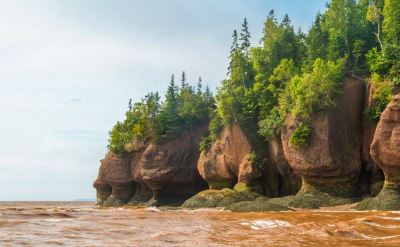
[240,220,292,230]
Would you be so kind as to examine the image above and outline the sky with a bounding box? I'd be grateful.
[0,0,327,201]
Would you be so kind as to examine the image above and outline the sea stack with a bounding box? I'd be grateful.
[356,94,400,210]
[279,77,364,208]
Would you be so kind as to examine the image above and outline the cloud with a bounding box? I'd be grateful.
[0,0,326,200]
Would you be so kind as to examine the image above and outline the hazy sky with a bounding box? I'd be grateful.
[0,0,327,200]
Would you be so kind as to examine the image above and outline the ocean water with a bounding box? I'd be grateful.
[1,201,400,246]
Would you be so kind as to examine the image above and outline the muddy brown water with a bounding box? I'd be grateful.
[1,202,400,246]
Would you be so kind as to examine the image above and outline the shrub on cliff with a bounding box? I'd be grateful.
[365,73,394,121]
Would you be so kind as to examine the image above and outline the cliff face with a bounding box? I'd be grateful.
[360,82,384,195]
[140,124,208,205]
[356,94,400,210]
[267,137,300,196]
[94,76,396,210]
[93,123,208,207]
[197,124,280,196]
[282,77,364,197]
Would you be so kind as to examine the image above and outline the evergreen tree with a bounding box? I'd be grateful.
[157,74,180,137]
[240,18,251,55]
[306,14,328,63]
[228,30,239,75]
[180,71,187,89]
[128,98,133,111]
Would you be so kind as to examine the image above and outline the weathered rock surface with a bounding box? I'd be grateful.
[140,124,208,206]
[356,94,400,210]
[94,124,208,207]
[196,124,279,196]
[280,76,364,208]
[93,152,136,206]
[267,137,301,195]
[94,77,400,211]
[360,82,384,195]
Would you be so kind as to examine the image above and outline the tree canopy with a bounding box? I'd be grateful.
[108,0,400,152]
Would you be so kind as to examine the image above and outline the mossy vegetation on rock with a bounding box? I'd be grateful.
[182,185,261,209]
[102,195,130,207]
[355,185,400,210]
[259,177,359,209]
[227,197,291,212]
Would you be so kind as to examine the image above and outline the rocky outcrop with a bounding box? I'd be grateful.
[183,124,286,209]
[139,124,208,206]
[93,152,137,206]
[279,76,364,208]
[94,76,400,211]
[196,124,279,196]
[356,95,400,210]
[94,124,208,207]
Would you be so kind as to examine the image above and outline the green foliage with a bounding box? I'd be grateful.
[289,123,312,147]
[108,73,214,153]
[199,135,213,152]
[108,93,160,153]
[258,107,284,139]
[382,0,400,84]
[109,0,399,155]
[284,58,346,121]
[366,73,394,121]
[248,151,264,169]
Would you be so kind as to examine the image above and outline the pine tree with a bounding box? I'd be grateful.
[240,18,251,55]
[157,74,180,137]
[128,99,133,111]
[228,30,239,75]
[197,76,203,96]
[180,71,187,89]
[306,13,328,63]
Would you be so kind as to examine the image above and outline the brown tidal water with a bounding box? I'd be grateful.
[1,202,400,246]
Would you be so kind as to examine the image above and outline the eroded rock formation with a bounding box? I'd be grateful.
[140,124,208,206]
[197,124,279,195]
[94,124,208,207]
[279,77,364,207]
[93,152,137,206]
[94,77,400,211]
[267,137,300,195]
[356,94,400,210]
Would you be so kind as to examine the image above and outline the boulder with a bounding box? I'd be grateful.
[280,76,364,208]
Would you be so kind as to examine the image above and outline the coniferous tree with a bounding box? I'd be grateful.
[306,14,328,64]
[157,74,180,137]
[240,18,251,55]
[228,30,239,75]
